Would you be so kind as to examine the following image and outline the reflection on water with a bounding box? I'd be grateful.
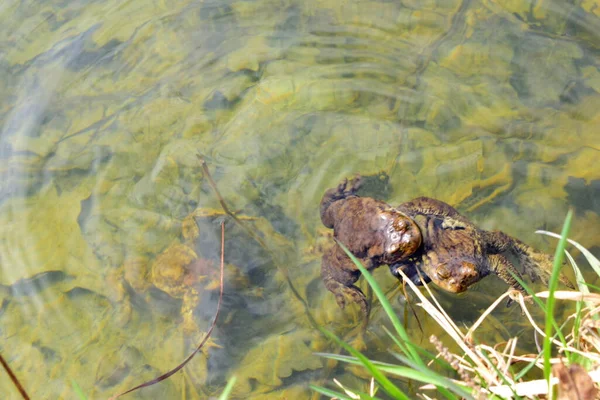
[0,0,599,398]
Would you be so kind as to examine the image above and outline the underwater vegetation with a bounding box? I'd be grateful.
[0,0,599,398]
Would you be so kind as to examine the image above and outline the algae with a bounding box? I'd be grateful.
[1,0,599,398]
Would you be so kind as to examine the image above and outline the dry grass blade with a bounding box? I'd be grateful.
[394,268,497,383]
[465,291,513,339]
[516,296,600,363]
[536,230,600,277]
[517,295,565,348]
[416,271,465,341]
[488,367,600,398]
[536,291,600,302]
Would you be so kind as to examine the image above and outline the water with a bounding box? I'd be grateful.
[1,0,599,398]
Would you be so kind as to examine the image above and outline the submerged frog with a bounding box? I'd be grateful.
[320,176,572,317]
[112,208,255,335]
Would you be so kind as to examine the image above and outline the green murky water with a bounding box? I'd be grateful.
[1,0,599,398]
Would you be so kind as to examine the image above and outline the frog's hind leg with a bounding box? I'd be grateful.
[320,176,363,228]
[321,246,370,320]
[515,243,574,289]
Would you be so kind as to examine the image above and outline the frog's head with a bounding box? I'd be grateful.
[431,261,480,293]
[381,210,422,264]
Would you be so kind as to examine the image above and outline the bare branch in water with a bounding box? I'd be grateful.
[0,352,30,400]
[199,156,269,250]
[198,155,322,331]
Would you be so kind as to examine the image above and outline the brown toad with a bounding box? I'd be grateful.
[319,176,422,317]
[320,176,572,316]
[390,196,573,298]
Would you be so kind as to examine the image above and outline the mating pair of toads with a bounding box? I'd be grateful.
[320,175,572,318]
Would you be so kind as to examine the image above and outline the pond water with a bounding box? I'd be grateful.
[1,0,599,398]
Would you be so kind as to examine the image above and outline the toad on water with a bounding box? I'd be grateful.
[320,175,572,318]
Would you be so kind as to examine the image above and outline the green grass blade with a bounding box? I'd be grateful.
[319,351,469,400]
[543,210,572,383]
[381,326,454,372]
[336,241,423,366]
[320,327,410,400]
[311,384,382,400]
[310,385,360,400]
[563,250,587,292]
[218,376,237,400]
[70,379,87,400]
[337,241,470,399]
[508,268,569,348]
[389,352,472,400]
[316,351,461,396]
[584,282,600,291]
[513,353,541,381]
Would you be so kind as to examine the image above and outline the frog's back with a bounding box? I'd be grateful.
[415,213,488,292]
[419,214,481,256]
[324,196,390,256]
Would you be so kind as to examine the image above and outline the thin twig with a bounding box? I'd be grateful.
[0,352,30,400]
[465,291,512,339]
[199,157,270,249]
[198,156,321,331]
[109,222,226,399]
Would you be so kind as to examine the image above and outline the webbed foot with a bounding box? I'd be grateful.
[331,175,362,199]
[505,287,535,314]
[519,250,574,289]
[325,280,369,317]
[332,175,363,199]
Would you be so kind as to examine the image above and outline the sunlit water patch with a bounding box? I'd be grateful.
[0,0,599,398]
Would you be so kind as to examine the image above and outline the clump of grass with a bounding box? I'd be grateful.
[312,211,600,399]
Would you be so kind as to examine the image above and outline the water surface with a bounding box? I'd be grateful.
[1,0,599,398]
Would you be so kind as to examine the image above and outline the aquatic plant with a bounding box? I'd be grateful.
[313,211,600,399]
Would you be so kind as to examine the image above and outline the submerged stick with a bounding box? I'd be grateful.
[109,222,226,399]
[199,157,269,250]
[0,352,30,400]
[198,156,321,330]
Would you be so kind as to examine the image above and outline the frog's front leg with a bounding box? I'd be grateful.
[483,231,573,288]
[487,254,528,307]
[488,254,525,292]
[389,259,428,286]
[321,245,369,319]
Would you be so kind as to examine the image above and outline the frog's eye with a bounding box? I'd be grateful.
[436,265,451,280]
